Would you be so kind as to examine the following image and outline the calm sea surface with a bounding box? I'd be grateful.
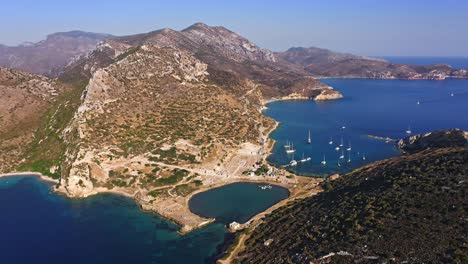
[189,182,289,224]
[265,78,468,175]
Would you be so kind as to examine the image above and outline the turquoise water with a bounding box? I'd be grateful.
[189,182,289,224]
[265,78,468,175]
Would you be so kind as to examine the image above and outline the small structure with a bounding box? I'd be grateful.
[229,221,242,232]
[329,174,340,181]
[264,238,274,246]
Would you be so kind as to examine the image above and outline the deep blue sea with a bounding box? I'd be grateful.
[379,56,468,69]
[0,176,286,264]
[265,78,468,175]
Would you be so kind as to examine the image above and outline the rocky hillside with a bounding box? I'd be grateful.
[277,47,468,80]
[65,23,340,101]
[0,67,62,172]
[0,31,112,76]
[235,133,467,263]
[57,44,275,197]
[398,128,467,154]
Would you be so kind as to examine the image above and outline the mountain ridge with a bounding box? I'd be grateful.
[277,46,468,79]
[0,31,113,75]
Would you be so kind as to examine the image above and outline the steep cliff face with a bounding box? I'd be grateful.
[0,31,112,76]
[181,23,276,63]
[277,47,468,80]
[0,68,61,172]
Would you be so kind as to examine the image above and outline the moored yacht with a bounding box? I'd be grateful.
[286,143,296,154]
[406,125,412,134]
[339,149,345,159]
[321,155,326,165]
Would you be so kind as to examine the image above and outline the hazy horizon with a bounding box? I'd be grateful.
[1,0,468,57]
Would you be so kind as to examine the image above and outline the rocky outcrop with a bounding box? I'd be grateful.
[397,129,468,154]
[313,87,343,101]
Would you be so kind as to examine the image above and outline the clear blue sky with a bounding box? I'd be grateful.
[2,0,468,56]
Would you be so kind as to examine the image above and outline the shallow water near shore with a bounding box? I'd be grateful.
[265,78,468,175]
[189,182,290,224]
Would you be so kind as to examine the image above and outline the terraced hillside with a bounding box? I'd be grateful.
[58,45,275,196]
[235,139,467,263]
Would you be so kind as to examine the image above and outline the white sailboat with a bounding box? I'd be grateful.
[307,130,311,144]
[329,137,333,145]
[339,137,344,147]
[286,142,296,154]
[451,92,454,97]
[362,153,366,161]
[284,140,291,149]
[346,142,352,151]
[417,100,420,105]
[321,155,326,165]
[335,146,340,151]
[339,149,345,159]
[406,125,412,134]
[347,152,351,163]
[299,153,307,163]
